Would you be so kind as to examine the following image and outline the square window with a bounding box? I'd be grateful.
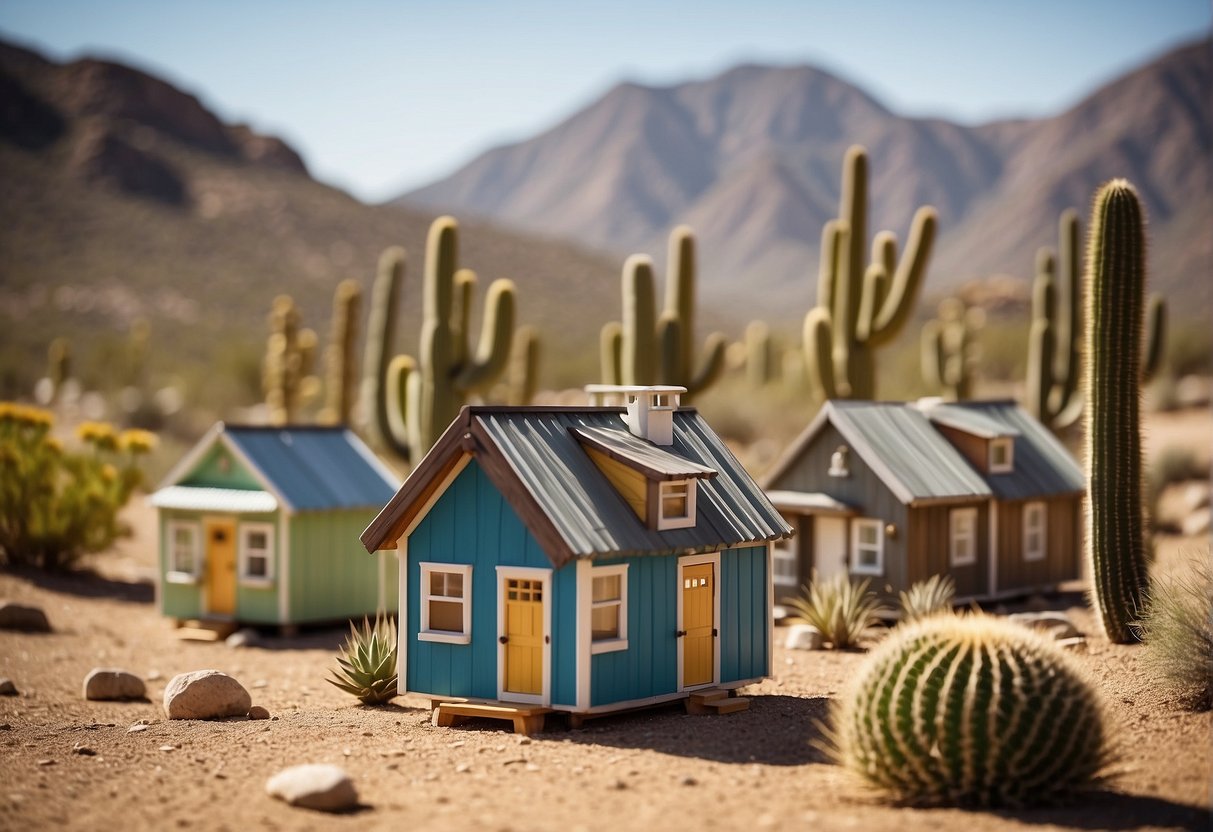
[950,508,978,566]
[239,523,274,584]
[851,519,883,576]
[657,480,696,530]
[168,522,200,576]
[419,564,473,644]
[989,438,1014,473]
[590,565,628,652]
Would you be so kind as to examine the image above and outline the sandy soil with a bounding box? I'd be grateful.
[1,410,1210,831]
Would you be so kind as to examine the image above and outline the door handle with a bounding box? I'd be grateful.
[675,630,686,638]
[544,635,550,644]
[499,636,508,644]
[712,628,718,637]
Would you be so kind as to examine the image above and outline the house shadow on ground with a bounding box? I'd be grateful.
[546,693,831,766]
[988,790,1208,831]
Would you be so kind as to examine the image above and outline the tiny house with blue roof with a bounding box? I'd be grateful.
[360,387,792,723]
[151,424,400,629]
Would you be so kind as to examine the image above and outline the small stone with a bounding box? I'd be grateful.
[163,670,251,720]
[612,779,628,790]
[0,602,51,633]
[266,764,358,812]
[72,744,96,756]
[517,737,531,746]
[247,706,270,720]
[225,628,260,649]
[455,762,471,773]
[251,680,268,689]
[36,759,55,766]
[1183,481,1212,512]
[128,724,150,733]
[160,745,176,752]
[1007,611,1081,641]
[146,671,163,682]
[0,678,18,696]
[784,623,824,651]
[681,775,698,786]
[525,763,539,772]
[83,668,146,701]
[1182,506,1211,537]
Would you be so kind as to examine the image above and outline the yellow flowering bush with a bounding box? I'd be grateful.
[0,403,155,570]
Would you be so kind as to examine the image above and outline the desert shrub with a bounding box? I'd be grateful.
[830,614,1108,807]
[786,573,885,649]
[0,403,154,570]
[327,615,398,705]
[1133,556,1213,710]
[897,574,956,622]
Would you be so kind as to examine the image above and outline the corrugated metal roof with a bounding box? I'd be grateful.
[473,410,791,561]
[150,485,278,513]
[936,401,1084,499]
[223,427,399,512]
[829,402,993,503]
[924,403,1020,439]
[572,426,718,480]
[765,490,854,514]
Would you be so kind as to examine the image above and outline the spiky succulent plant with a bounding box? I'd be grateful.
[897,574,956,623]
[786,573,885,649]
[327,616,398,705]
[830,614,1108,807]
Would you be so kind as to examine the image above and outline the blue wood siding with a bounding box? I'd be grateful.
[720,545,768,683]
[405,460,577,705]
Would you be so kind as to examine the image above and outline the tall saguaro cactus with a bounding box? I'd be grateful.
[600,225,726,399]
[1084,179,1150,644]
[362,216,516,460]
[803,145,938,400]
[263,295,318,426]
[921,298,980,401]
[1029,209,1167,433]
[319,278,362,426]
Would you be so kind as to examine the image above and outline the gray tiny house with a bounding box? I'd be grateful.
[762,400,1085,603]
[151,424,401,630]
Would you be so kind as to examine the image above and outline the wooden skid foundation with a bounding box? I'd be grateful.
[684,688,750,715]
[430,700,552,736]
[173,618,239,642]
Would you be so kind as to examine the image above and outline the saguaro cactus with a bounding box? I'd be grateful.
[320,278,362,426]
[833,615,1107,807]
[360,247,407,455]
[921,298,981,401]
[600,226,726,399]
[263,295,318,426]
[1028,209,1166,433]
[804,145,938,400]
[504,326,541,406]
[1084,180,1151,644]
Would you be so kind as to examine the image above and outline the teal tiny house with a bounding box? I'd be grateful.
[361,387,792,720]
[151,424,400,629]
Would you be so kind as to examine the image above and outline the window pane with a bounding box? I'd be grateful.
[663,495,688,517]
[247,530,268,551]
[859,548,877,566]
[429,599,463,632]
[859,524,877,545]
[593,574,621,602]
[174,527,191,546]
[446,571,463,597]
[592,605,619,640]
[247,555,267,578]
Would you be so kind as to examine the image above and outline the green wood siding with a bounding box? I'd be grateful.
[181,444,262,490]
[288,510,397,623]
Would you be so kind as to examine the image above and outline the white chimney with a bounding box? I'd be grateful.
[584,385,686,445]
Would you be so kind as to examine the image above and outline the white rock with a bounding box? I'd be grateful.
[1008,611,1081,641]
[784,623,824,651]
[83,668,146,701]
[1183,481,1211,512]
[163,670,251,720]
[226,628,260,649]
[266,764,358,812]
[0,602,50,632]
[1182,506,1211,537]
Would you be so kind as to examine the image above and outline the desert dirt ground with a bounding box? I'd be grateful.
[1,410,1211,831]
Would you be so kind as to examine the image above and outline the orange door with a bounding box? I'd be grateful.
[681,563,715,687]
[504,578,544,696]
[205,519,237,617]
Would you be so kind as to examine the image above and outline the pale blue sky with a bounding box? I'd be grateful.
[2,1,1209,202]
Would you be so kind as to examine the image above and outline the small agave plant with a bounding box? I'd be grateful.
[327,616,398,705]
[897,574,956,623]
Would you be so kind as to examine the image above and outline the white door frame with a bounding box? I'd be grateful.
[495,566,552,706]
[814,515,848,581]
[676,552,721,692]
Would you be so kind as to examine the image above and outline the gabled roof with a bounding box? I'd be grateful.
[763,400,1083,506]
[156,424,400,513]
[573,426,717,481]
[362,406,792,565]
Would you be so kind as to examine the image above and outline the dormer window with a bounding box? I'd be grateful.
[658,480,696,530]
[829,446,850,477]
[989,437,1014,473]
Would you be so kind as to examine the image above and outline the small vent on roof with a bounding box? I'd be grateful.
[585,385,685,446]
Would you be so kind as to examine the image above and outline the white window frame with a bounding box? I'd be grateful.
[657,479,696,530]
[588,564,628,654]
[238,521,275,586]
[1023,502,1047,562]
[419,562,473,644]
[166,520,201,584]
[950,507,978,566]
[850,518,884,576]
[989,437,1014,473]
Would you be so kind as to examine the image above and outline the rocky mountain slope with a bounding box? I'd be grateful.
[402,38,1211,318]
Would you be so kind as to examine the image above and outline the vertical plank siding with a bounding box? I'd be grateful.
[591,556,677,706]
[288,509,395,624]
[906,503,988,599]
[997,496,1082,593]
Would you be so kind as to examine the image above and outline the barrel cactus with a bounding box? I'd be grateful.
[831,615,1108,807]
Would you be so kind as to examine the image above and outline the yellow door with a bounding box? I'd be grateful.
[504,578,544,696]
[205,519,237,617]
[682,563,715,687]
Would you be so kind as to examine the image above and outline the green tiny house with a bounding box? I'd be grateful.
[151,424,401,627]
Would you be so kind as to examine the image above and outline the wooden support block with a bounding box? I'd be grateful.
[711,697,750,715]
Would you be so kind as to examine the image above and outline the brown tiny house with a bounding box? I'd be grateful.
[763,400,1084,603]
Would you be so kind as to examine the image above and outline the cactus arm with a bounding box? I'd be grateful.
[1027,263,1057,423]
[687,332,727,396]
[1143,293,1166,381]
[600,322,622,385]
[621,255,656,386]
[455,278,516,391]
[817,220,842,312]
[452,268,475,369]
[855,263,886,343]
[868,206,938,345]
[1055,210,1081,408]
[805,307,838,400]
[360,247,406,454]
[921,319,945,394]
[665,225,696,382]
[385,355,416,453]
[657,314,680,389]
[1084,179,1149,644]
[746,321,772,386]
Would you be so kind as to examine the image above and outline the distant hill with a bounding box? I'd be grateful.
[0,40,619,405]
[400,38,1212,319]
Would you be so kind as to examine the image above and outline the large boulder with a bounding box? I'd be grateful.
[83,668,146,701]
[163,670,251,720]
[0,602,51,632]
[266,764,358,812]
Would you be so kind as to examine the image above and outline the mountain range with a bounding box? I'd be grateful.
[401,37,1212,319]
